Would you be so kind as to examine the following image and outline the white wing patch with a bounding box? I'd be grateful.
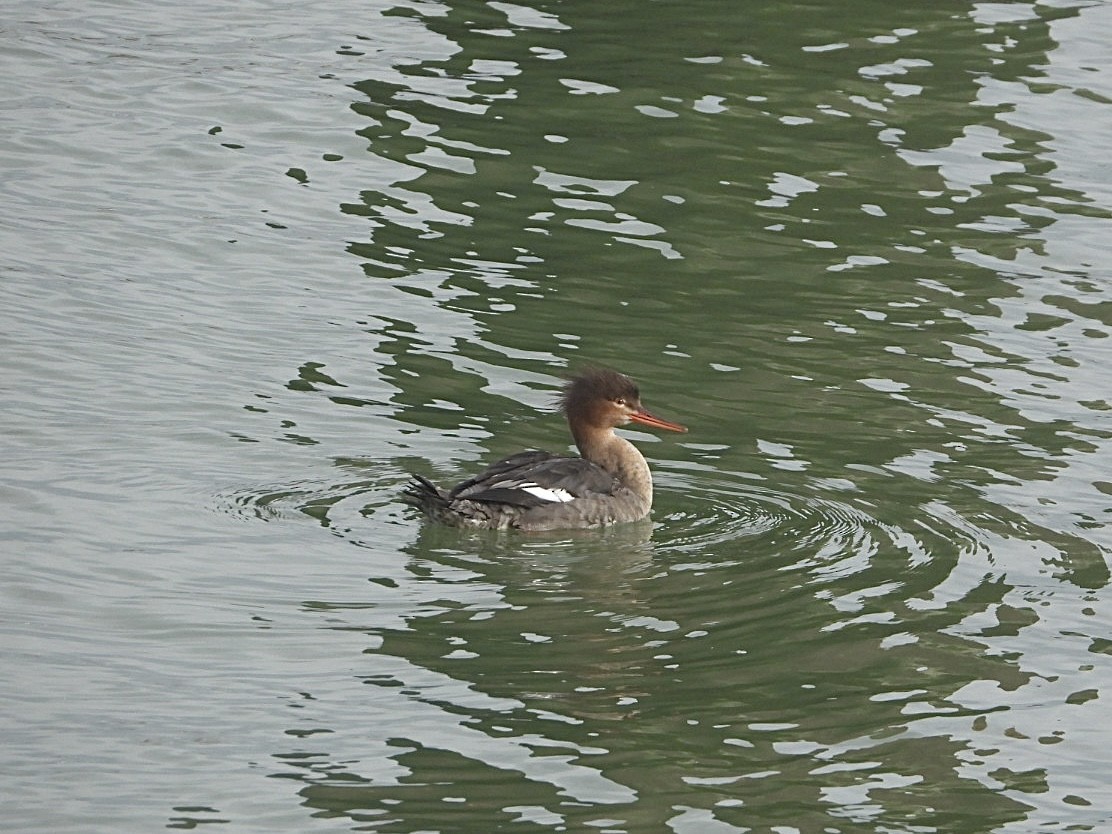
[520,483,576,503]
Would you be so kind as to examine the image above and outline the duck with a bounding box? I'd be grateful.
[403,367,686,531]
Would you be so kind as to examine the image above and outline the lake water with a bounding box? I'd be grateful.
[4,0,1112,831]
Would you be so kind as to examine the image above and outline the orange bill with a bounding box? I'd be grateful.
[630,407,687,433]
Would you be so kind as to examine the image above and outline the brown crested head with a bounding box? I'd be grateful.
[560,367,686,434]
[561,367,640,424]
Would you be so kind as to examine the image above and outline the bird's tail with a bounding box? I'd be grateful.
[401,474,452,520]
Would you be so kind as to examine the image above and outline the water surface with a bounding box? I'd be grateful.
[3,0,1111,831]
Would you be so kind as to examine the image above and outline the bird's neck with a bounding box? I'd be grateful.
[573,427,653,506]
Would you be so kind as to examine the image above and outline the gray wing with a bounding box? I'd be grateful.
[450,451,618,508]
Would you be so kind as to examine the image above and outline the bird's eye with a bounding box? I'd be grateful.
[614,398,626,406]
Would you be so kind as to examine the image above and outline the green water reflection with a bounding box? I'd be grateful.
[278,0,1112,831]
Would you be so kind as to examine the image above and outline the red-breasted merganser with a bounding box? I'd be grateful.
[403,368,687,531]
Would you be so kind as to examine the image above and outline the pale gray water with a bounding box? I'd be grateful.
[3,1,1112,831]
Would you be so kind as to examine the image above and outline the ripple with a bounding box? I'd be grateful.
[217,462,408,535]
[655,468,945,580]
[221,462,957,583]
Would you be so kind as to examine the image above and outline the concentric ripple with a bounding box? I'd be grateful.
[221,461,974,582]
[217,462,410,538]
[652,466,968,581]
